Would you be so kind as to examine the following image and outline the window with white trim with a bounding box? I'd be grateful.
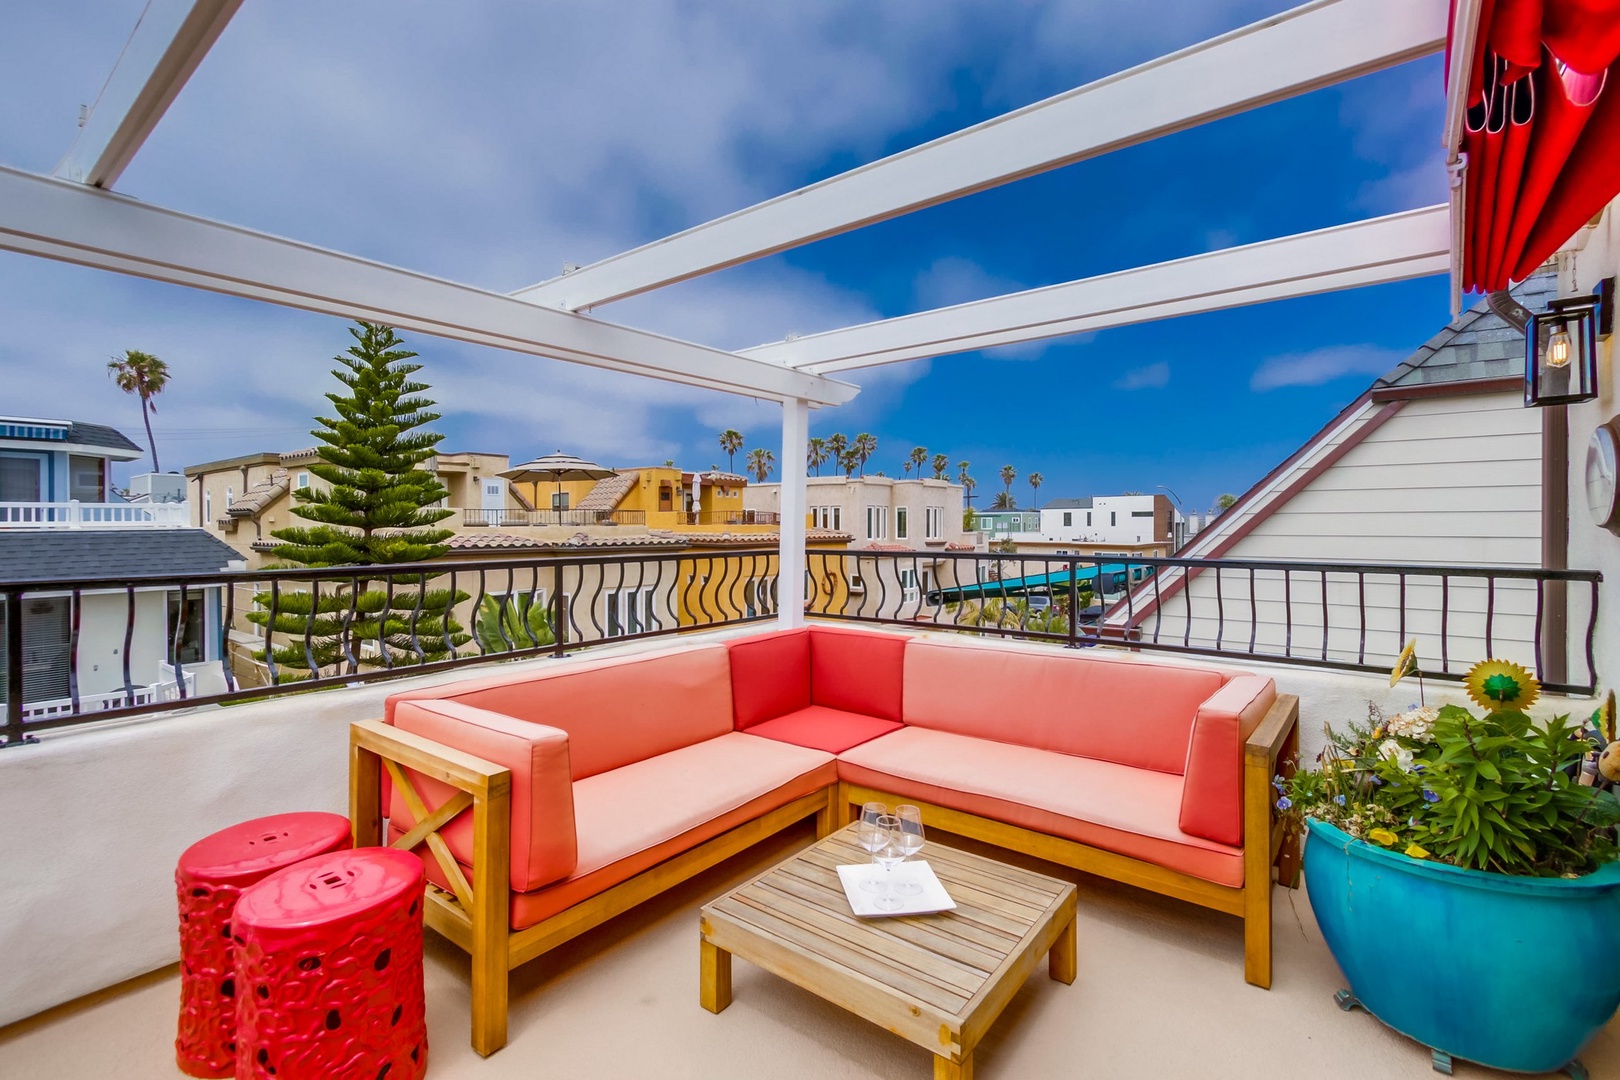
[925,506,943,539]
[865,506,887,540]
[296,472,310,490]
[895,506,908,540]
[607,589,655,638]
[899,567,920,603]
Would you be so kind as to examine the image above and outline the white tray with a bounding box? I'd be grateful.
[835,861,957,918]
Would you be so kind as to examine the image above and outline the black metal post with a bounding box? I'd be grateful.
[3,590,36,747]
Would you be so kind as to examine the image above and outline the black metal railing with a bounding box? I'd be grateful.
[683,510,780,527]
[460,508,647,527]
[1,549,780,744]
[806,550,1603,695]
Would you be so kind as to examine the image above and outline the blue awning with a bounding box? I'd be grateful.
[930,562,1148,603]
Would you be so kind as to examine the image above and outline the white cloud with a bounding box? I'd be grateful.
[1114,361,1171,391]
[1249,345,1405,391]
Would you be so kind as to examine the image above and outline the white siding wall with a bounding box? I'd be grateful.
[1133,392,1550,677]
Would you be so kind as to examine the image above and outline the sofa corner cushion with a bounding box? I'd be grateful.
[390,698,578,893]
[726,628,811,729]
[1178,674,1278,847]
[743,705,903,754]
[809,625,906,721]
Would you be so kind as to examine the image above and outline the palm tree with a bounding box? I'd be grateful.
[107,349,170,472]
[908,446,928,478]
[718,429,743,473]
[958,462,976,506]
[839,449,860,477]
[852,433,877,477]
[999,465,1017,504]
[826,433,849,475]
[991,491,1017,510]
[1028,471,1044,509]
[807,436,828,476]
[745,447,775,482]
[931,453,949,480]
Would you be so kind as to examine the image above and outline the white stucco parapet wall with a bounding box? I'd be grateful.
[0,621,1594,1028]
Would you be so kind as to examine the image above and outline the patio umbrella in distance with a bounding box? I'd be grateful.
[499,451,616,516]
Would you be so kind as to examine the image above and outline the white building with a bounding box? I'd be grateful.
[976,494,1183,556]
[0,416,241,721]
[1108,270,1585,683]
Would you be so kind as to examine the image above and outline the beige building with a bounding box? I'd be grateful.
[185,448,521,564]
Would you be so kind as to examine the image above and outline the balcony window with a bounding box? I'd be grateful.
[0,596,71,704]
[69,455,105,502]
[0,454,43,501]
[607,589,654,637]
[865,506,887,539]
[552,491,570,511]
[895,507,908,539]
[926,506,943,539]
[167,592,206,665]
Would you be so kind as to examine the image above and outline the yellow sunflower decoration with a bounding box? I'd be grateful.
[1463,659,1541,713]
[1390,639,1419,688]
[1595,689,1617,743]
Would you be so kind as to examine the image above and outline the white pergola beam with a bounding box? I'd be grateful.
[0,167,857,406]
[743,206,1450,373]
[513,0,1447,311]
[53,0,243,188]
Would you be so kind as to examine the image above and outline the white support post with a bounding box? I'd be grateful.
[777,398,810,629]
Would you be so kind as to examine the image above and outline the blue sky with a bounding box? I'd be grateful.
[0,1,1454,511]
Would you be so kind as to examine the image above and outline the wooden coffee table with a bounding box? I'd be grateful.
[699,825,1078,1079]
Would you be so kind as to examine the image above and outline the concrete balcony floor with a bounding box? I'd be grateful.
[4,821,1613,1080]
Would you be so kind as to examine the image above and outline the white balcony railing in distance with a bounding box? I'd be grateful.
[0,501,190,528]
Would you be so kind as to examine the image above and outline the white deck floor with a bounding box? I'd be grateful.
[2,821,1613,1080]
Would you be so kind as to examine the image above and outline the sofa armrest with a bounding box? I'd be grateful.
[388,700,578,894]
[1179,675,1278,847]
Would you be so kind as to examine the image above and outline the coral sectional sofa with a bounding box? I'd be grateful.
[349,623,1298,1056]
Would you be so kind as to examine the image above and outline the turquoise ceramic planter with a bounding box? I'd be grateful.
[1305,819,1620,1074]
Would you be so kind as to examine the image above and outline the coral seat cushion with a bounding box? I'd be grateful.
[837,726,1243,887]
[726,628,811,729]
[398,733,837,930]
[809,626,906,721]
[743,705,903,754]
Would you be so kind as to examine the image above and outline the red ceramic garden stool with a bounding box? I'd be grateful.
[175,811,352,1078]
[232,847,428,1080]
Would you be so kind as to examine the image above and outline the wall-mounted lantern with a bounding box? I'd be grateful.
[1524,277,1613,407]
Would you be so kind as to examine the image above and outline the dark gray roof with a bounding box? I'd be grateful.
[0,529,241,584]
[1374,269,1558,390]
[66,421,143,454]
[1042,497,1094,509]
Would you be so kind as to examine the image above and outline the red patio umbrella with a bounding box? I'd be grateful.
[1453,0,1620,292]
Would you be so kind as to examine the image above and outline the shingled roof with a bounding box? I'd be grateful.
[0,529,241,583]
[1373,268,1556,390]
[225,469,290,520]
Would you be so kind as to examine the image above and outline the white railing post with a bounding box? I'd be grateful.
[68,499,81,527]
[778,397,810,629]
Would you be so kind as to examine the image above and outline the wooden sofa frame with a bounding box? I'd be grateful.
[348,693,1299,1056]
[349,718,837,1057]
[833,693,1302,990]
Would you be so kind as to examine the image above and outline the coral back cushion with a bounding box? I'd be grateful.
[386,643,734,780]
[901,640,1226,774]
[809,626,906,722]
[725,629,811,729]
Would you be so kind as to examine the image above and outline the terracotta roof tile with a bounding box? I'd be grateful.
[226,469,290,518]
[577,471,636,510]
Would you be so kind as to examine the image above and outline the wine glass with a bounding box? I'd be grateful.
[870,814,905,911]
[855,801,889,894]
[893,805,925,896]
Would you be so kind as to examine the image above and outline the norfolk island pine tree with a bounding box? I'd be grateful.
[248,322,470,678]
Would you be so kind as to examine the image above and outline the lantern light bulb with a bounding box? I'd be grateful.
[1546,322,1572,369]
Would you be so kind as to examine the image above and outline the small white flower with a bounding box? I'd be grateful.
[1386,706,1438,743]
[1377,738,1415,772]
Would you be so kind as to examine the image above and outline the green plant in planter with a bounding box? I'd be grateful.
[1282,654,1620,877]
